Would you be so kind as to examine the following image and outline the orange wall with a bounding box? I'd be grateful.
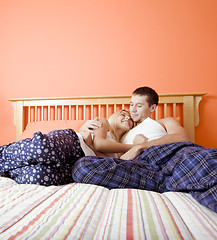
[0,0,217,147]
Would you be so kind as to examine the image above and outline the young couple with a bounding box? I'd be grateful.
[72,86,193,188]
[72,87,217,214]
[78,86,189,160]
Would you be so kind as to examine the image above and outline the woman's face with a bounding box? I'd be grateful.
[116,110,134,131]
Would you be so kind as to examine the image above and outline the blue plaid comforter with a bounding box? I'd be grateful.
[72,142,217,212]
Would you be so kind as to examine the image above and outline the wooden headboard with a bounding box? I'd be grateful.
[9,92,206,142]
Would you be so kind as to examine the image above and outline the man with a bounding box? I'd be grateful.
[73,87,217,213]
[121,86,189,159]
[80,86,189,159]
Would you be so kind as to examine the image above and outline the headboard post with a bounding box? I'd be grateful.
[11,100,24,140]
[194,95,203,127]
[183,96,195,142]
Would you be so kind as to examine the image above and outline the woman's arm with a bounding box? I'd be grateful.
[92,118,134,154]
[80,129,107,157]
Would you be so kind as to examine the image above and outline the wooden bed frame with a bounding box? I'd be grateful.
[9,92,206,143]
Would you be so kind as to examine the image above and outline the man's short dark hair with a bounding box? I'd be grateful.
[132,86,159,106]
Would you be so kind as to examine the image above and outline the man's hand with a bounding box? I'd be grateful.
[79,117,102,133]
[80,129,93,148]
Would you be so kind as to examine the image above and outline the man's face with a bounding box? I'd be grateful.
[130,94,154,124]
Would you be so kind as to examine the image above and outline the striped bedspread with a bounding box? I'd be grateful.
[0,177,216,240]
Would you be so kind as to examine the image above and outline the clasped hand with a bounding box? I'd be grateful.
[120,134,148,160]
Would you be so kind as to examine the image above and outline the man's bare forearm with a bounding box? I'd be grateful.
[141,133,190,150]
[120,133,190,160]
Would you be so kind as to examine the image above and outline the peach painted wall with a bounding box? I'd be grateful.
[0,0,217,147]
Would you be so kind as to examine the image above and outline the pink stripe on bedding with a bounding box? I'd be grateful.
[126,189,133,240]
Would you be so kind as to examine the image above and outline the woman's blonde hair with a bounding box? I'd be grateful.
[108,109,133,143]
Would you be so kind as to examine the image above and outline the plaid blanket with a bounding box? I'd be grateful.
[73,142,217,212]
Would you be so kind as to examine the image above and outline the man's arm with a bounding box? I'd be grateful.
[143,117,189,147]
[121,117,189,160]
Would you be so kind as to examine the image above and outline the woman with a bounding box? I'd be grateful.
[80,110,135,158]
[0,110,136,186]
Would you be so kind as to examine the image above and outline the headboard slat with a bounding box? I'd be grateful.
[61,106,64,120]
[48,106,51,121]
[98,105,101,118]
[164,103,167,117]
[41,106,44,121]
[76,105,79,120]
[173,103,176,118]
[34,106,37,122]
[28,106,31,123]
[68,105,71,120]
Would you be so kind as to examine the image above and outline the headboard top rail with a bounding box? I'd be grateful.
[9,92,207,102]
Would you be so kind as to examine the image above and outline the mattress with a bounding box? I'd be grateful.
[0,177,216,240]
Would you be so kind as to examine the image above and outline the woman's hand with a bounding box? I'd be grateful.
[120,145,144,160]
[133,134,148,144]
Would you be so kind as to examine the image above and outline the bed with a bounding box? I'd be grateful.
[0,92,216,240]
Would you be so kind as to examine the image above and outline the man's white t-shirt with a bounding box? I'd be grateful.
[123,117,167,144]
